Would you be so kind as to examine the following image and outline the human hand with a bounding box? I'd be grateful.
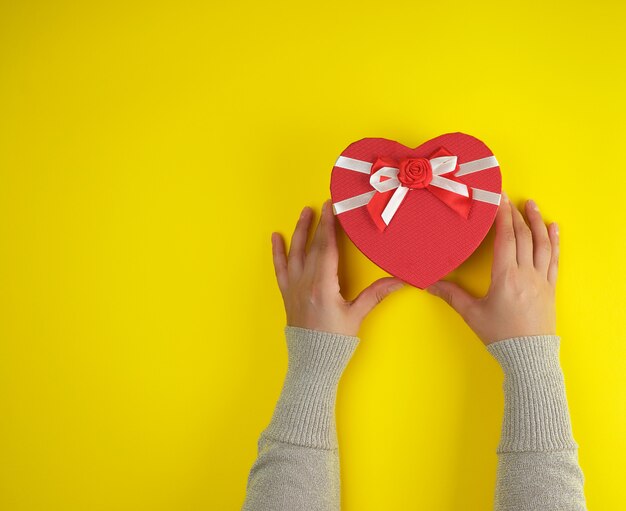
[426,191,560,345]
[271,199,405,337]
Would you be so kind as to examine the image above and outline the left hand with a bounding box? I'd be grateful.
[426,194,559,345]
[271,199,406,337]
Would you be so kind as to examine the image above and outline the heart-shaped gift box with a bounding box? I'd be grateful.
[329,132,502,289]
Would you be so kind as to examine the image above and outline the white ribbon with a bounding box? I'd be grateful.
[332,154,500,225]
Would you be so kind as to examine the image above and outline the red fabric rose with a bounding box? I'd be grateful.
[398,157,433,189]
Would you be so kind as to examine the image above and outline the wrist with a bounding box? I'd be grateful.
[487,334,561,375]
[262,325,360,449]
[284,325,360,376]
[487,335,578,452]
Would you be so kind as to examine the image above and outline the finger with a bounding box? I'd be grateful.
[287,206,313,277]
[492,190,517,276]
[426,280,478,319]
[525,199,552,276]
[271,232,289,295]
[304,200,337,277]
[511,198,533,267]
[312,199,339,281]
[547,222,560,286]
[350,277,405,323]
[300,203,324,273]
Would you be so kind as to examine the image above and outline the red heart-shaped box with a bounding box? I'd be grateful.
[329,132,502,289]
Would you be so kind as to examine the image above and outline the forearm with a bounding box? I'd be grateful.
[488,335,586,510]
[242,326,359,511]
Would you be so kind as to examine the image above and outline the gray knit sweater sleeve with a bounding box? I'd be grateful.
[242,325,359,511]
[487,335,587,510]
[242,329,587,511]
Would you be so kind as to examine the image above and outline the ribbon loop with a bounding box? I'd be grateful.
[370,166,401,192]
[429,155,458,176]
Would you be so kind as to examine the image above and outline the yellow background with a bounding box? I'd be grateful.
[1,1,624,509]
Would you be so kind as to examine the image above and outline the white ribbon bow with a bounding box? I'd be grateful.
[370,156,469,225]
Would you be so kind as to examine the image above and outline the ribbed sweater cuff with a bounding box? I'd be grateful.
[487,335,578,453]
[261,325,360,450]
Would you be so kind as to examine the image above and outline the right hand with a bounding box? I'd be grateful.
[426,191,560,346]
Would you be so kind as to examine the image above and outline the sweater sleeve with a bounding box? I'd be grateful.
[241,325,360,511]
[487,335,587,511]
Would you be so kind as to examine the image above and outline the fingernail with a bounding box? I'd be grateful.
[300,206,309,219]
[528,199,539,211]
[426,285,438,295]
[554,222,559,236]
[389,282,405,292]
[501,190,509,202]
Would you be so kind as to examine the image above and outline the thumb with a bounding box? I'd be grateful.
[351,277,405,322]
[426,280,477,318]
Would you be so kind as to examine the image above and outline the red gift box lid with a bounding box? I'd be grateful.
[329,132,502,289]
